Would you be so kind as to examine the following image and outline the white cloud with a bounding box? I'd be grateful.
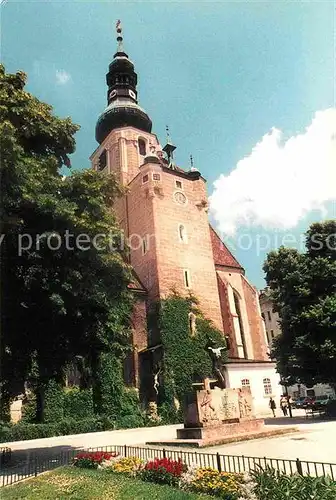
[55,69,71,85]
[209,109,336,235]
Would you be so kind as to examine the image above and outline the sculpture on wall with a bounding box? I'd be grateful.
[153,366,162,395]
[188,311,197,337]
[205,335,227,389]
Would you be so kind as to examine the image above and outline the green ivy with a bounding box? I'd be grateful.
[158,293,227,418]
[44,380,64,423]
[63,388,94,420]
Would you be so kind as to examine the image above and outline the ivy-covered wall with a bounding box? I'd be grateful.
[157,293,227,419]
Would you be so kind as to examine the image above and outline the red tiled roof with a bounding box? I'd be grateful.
[210,225,244,272]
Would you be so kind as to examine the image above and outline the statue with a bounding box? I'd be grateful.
[188,311,196,337]
[153,366,161,395]
[205,335,227,389]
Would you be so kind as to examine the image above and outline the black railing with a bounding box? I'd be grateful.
[87,445,336,479]
[1,444,335,487]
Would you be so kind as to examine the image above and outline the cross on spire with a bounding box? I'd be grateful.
[115,19,124,53]
[163,125,176,165]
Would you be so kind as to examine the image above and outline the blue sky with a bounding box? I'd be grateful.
[2,0,335,288]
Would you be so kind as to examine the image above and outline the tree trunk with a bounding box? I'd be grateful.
[35,381,45,423]
[91,350,102,415]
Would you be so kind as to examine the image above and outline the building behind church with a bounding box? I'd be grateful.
[90,25,282,415]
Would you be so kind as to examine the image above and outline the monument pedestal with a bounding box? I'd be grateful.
[146,379,298,447]
[177,418,264,440]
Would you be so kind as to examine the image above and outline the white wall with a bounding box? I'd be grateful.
[226,362,282,416]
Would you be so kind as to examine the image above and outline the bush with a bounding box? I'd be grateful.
[73,451,118,469]
[0,416,115,443]
[44,380,64,423]
[139,457,187,486]
[252,466,336,500]
[326,399,336,417]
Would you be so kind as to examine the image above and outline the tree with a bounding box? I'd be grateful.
[263,220,336,387]
[0,65,133,421]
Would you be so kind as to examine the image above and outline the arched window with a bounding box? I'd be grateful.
[263,378,272,395]
[178,224,187,243]
[233,291,248,359]
[241,378,250,389]
[98,149,107,171]
[138,138,146,156]
[142,237,147,255]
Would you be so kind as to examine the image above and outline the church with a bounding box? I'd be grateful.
[90,24,281,415]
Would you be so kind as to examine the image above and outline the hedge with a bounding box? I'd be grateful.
[0,416,115,443]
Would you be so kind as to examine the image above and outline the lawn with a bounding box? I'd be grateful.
[1,466,206,499]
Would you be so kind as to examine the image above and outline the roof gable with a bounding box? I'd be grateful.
[210,225,244,272]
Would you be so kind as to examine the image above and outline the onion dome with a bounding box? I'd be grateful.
[95,21,152,144]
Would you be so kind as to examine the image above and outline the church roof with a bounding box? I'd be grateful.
[210,225,244,272]
[128,270,147,294]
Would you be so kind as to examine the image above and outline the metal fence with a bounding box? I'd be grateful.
[1,444,335,488]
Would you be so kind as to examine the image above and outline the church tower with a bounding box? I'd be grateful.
[90,23,281,413]
[90,23,224,331]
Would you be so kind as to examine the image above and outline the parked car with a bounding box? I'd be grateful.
[292,396,306,409]
[311,395,331,409]
[301,397,315,409]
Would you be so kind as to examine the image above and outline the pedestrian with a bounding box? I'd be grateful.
[269,397,276,417]
[280,395,288,416]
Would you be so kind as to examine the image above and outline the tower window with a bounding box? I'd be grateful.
[183,269,191,288]
[152,173,161,181]
[142,237,147,255]
[267,311,271,321]
[138,139,146,156]
[98,149,107,171]
[142,174,149,184]
[178,224,187,243]
[175,180,183,189]
[263,378,273,395]
[233,291,248,359]
[271,329,274,339]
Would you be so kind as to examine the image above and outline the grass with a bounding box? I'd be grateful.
[1,466,206,499]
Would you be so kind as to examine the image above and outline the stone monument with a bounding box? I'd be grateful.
[146,336,297,447]
[176,377,264,444]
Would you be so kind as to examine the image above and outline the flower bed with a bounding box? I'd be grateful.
[73,451,254,499]
[73,451,118,469]
[72,452,336,500]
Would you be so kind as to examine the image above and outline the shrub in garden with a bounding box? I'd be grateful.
[73,451,118,469]
[139,457,187,486]
[0,416,115,442]
[252,466,336,500]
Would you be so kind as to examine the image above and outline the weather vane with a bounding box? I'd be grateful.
[115,20,124,52]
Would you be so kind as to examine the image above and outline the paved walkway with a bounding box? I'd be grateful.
[2,413,335,465]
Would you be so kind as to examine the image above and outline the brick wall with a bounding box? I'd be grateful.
[242,277,269,361]
[216,274,238,357]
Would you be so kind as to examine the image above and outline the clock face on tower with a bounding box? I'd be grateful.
[174,191,187,205]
